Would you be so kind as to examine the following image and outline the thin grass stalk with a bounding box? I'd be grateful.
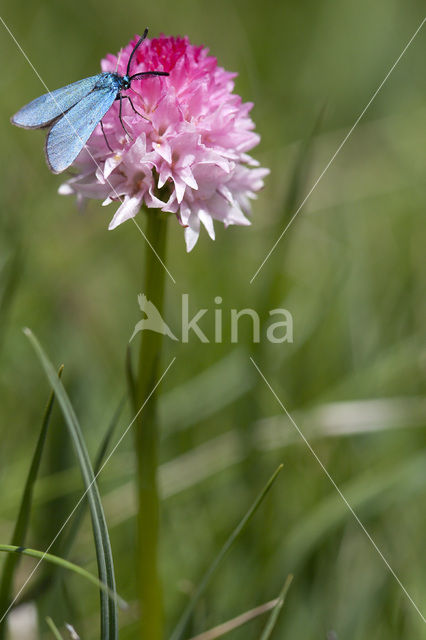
[0,367,62,638]
[170,465,284,640]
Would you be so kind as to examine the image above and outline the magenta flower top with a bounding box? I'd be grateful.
[59,34,269,251]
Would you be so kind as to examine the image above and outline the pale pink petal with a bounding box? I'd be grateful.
[154,141,172,164]
[108,196,142,229]
[104,155,123,179]
[179,166,198,190]
[173,177,187,204]
[199,210,215,240]
[185,214,200,252]
[58,183,74,195]
[146,188,169,209]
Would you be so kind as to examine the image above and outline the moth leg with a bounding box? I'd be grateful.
[122,94,151,122]
[118,94,132,139]
[100,120,113,153]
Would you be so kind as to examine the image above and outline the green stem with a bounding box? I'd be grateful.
[134,208,168,640]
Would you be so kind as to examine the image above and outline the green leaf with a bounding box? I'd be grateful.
[24,329,118,640]
[0,545,125,608]
[169,465,284,640]
[46,616,64,640]
[0,366,63,638]
[259,575,293,640]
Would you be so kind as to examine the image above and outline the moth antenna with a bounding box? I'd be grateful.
[126,28,149,77]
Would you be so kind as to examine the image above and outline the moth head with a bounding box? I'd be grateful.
[121,75,131,90]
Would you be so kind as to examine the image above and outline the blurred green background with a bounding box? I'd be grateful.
[0,0,425,638]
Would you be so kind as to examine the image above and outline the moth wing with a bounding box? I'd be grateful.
[11,75,101,129]
[45,85,117,173]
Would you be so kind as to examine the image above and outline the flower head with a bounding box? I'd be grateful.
[60,34,269,251]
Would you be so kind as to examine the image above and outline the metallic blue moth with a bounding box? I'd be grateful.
[11,28,168,174]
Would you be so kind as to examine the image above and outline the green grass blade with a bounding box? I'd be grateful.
[0,546,125,608]
[8,400,125,611]
[284,449,426,572]
[59,397,126,559]
[169,465,284,640]
[93,398,125,473]
[255,106,325,309]
[24,329,118,640]
[0,366,63,638]
[46,616,64,639]
[125,345,136,409]
[0,246,21,354]
[280,106,326,226]
[259,575,293,640]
